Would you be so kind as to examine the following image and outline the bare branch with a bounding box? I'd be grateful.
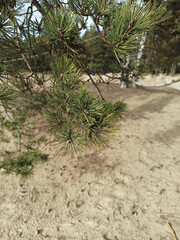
[86,72,105,101]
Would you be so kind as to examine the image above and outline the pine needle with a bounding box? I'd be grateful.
[167,222,179,240]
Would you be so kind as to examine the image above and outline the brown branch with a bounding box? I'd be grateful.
[13,22,33,74]
[86,73,105,101]
[97,74,106,83]
[2,10,33,75]
[52,15,69,51]
[31,0,45,16]
[26,4,38,72]
[93,16,101,34]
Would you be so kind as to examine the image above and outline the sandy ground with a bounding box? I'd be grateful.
[0,76,180,240]
[82,73,180,90]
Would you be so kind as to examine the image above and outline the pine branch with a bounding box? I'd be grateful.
[31,0,45,16]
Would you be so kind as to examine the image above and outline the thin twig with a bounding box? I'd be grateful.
[31,0,45,16]
[17,130,22,153]
[26,4,38,71]
[167,222,179,240]
[86,73,105,101]
[14,21,33,74]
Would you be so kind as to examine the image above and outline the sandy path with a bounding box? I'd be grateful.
[0,84,180,240]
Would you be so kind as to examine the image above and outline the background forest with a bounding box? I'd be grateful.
[82,0,180,75]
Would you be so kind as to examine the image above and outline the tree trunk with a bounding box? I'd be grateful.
[132,32,147,85]
[170,63,176,76]
[120,55,130,88]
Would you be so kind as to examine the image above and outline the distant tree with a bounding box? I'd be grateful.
[82,26,120,74]
[140,0,180,75]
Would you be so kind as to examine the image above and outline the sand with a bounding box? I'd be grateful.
[0,76,180,240]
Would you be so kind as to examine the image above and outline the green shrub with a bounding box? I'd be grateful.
[0,150,48,178]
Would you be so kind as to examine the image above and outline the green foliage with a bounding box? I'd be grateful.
[58,236,66,240]
[46,64,126,151]
[0,7,14,35]
[3,109,27,132]
[51,55,81,88]
[69,0,115,17]
[104,0,169,56]
[27,90,49,111]
[0,150,48,178]
[0,87,15,108]
[38,135,46,142]
[44,6,78,52]
[0,0,17,9]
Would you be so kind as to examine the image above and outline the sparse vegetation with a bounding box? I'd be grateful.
[0,150,48,178]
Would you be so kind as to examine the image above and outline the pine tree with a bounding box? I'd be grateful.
[82,26,120,74]
[140,0,180,75]
[0,0,169,155]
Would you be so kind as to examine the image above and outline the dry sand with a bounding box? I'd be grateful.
[0,76,180,240]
